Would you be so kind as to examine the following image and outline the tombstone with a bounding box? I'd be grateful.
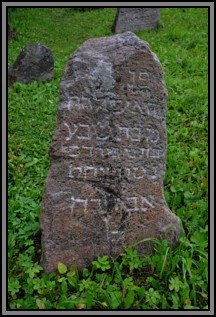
[40,31,183,273]
[8,44,54,84]
[113,8,160,33]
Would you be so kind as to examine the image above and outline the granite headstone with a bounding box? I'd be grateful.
[40,32,183,273]
[113,8,160,33]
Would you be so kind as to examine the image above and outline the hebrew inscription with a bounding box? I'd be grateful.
[41,32,183,273]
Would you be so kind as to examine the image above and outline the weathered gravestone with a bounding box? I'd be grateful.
[8,44,54,84]
[113,8,160,33]
[40,31,183,273]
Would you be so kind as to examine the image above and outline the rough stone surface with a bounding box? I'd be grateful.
[40,32,183,273]
[113,8,160,33]
[8,44,54,84]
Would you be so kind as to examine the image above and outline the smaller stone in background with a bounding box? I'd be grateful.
[8,44,54,84]
[113,8,160,33]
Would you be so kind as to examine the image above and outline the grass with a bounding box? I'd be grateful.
[8,8,208,310]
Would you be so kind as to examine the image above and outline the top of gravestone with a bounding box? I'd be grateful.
[74,32,150,55]
[60,32,167,103]
[84,31,150,47]
[61,32,162,83]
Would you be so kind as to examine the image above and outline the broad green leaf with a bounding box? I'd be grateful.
[124,290,135,309]
[67,276,78,289]
[58,262,67,274]
[184,191,191,199]
[109,291,122,309]
[36,298,46,309]
[170,186,177,193]
[191,231,208,247]
[171,294,180,309]
[61,279,68,294]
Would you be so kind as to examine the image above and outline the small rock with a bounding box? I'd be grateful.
[9,44,54,84]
